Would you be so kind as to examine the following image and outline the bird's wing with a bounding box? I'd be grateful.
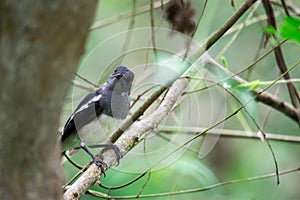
[61,90,104,142]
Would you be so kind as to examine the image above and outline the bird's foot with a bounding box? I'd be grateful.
[80,141,107,176]
[92,156,106,177]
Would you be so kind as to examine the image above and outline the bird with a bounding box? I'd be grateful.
[61,66,134,173]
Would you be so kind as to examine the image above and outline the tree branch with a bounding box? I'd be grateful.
[255,88,300,123]
[87,167,300,198]
[63,78,189,199]
[203,54,300,126]
[204,0,258,50]
[262,0,300,110]
[161,126,300,143]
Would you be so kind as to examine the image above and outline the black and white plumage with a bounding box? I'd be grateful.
[61,66,134,170]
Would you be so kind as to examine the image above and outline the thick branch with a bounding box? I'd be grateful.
[234,74,300,125]
[203,54,300,125]
[255,88,300,123]
[63,78,189,199]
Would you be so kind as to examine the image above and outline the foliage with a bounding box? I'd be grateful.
[280,16,300,44]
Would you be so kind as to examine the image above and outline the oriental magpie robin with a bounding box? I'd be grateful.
[61,66,134,173]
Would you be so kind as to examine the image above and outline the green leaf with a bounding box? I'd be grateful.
[239,80,261,91]
[265,26,277,35]
[220,56,228,69]
[280,16,300,44]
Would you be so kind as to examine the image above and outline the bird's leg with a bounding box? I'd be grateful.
[89,144,122,165]
[80,141,106,176]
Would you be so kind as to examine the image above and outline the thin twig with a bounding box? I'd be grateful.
[74,72,100,88]
[184,0,209,58]
[72,80,96,91]
[150,0,158,56]
[87,167,300,199]
[161,125,300,143]
[260,87,281,130]
[280,0,290,16]
[114,0,137,67]
[271,0,300,16]
[136,172,151,198]
[98,171,148,190]
[215,82,280,184]
[204,0,258,50]
[90,0,172,30]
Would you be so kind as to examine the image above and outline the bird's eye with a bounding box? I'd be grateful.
[116,74,123,79]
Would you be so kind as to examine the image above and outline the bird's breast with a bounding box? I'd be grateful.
[77,114,123,145]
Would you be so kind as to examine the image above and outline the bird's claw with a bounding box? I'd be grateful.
[92,157,106,177]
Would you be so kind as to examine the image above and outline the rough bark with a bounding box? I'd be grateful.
[0,1,97,199]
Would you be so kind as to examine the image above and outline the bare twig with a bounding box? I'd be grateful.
[255,88,300,123]
[280,0,290,16]
[271,0,300,16]
[71,80,96,91]
[213,77,280,184]
[216,1,260,60]
[150,0,158,56]
[87,167,300,198]
[204,0,258,50]
[184,0,209,58]
[74,72,100,88]
[98,171,147,190]
[90,0,172,30]
[161,125,300,143]
[114,0,137,67]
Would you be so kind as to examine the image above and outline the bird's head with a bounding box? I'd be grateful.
[106,66,135,93]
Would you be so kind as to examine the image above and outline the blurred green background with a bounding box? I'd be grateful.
[62,0,300,199]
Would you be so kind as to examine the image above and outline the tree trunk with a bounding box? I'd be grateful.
[0,1,97,199]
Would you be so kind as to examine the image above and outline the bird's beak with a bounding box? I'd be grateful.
[112,71,123,79]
